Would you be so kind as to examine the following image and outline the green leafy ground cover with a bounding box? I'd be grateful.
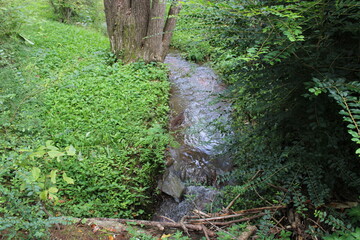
[1,0,170,237]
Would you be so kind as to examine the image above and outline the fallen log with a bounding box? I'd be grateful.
[82,217,216,237]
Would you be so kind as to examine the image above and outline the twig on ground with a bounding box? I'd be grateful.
[272,216,285,229]
[193,209,211,218]
[159,215,176,223]
[180,215,190,236]
[202,225,211,240]
[307,217,326,233]
[267,183,288,192]
[224,170,262,212]
[207,213,266,226]
[189,205,286,224]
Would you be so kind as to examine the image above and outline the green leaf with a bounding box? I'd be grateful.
[39,190,48,200]
[65,145,76,156]
[63,172,74,184]
[32,167,41,181]
[31,150,46,158]
[48,187,58,193]
[49,193,59,202]
[46,140,59,150]
[78,151,84,161]
[339,110,349,116]
[348,130,359,138]
[50,170,57,184]
[48,150,65,159]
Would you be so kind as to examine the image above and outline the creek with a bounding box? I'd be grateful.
[154,53,233,221]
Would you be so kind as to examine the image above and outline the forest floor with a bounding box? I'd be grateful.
[49,223,204,240]
[50,224,121,240]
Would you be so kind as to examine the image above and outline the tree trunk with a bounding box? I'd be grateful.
[162,1,182,60]
[104,0,181,63]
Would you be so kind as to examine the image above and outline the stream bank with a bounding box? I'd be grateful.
[154,53,233,221]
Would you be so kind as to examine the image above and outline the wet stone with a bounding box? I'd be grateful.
[154,186,220,222]
[158,170,185,202]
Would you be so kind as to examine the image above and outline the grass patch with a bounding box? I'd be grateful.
[1,3,170,239]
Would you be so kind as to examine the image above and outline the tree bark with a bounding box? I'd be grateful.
[162,1,182,60]
[104,0,181,63]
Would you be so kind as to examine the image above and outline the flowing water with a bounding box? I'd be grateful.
[154,53,233,222]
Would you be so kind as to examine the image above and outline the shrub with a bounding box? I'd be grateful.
[0,143,74,239]
[198,0,360,206]
[0,0,23,41]
[49,0,99,24]
[171,4,213,62]
[177,0,360,237]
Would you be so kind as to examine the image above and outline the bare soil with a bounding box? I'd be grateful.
[50,224,129,240]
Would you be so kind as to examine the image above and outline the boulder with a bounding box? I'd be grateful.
[158,170,185,202]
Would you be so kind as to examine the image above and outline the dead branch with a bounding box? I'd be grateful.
[224,192,243,212]
[202,225,211,240]
[272,216,286,229]
[232,205,286,215]
[224,171,262,212]
[189,212,258,223]
[155,223,165,231]
[66,205,286,238]
[205,213,267,226]
[267,183,288,192]
[159,215,176,223]
[238,225,257,240]
[193,209,211,218]
[180,215,190,236]
[188,205,286,223]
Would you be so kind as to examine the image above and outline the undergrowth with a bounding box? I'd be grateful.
[171,3,213,62]
[1,0,170,238]
[173,0,360,239]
